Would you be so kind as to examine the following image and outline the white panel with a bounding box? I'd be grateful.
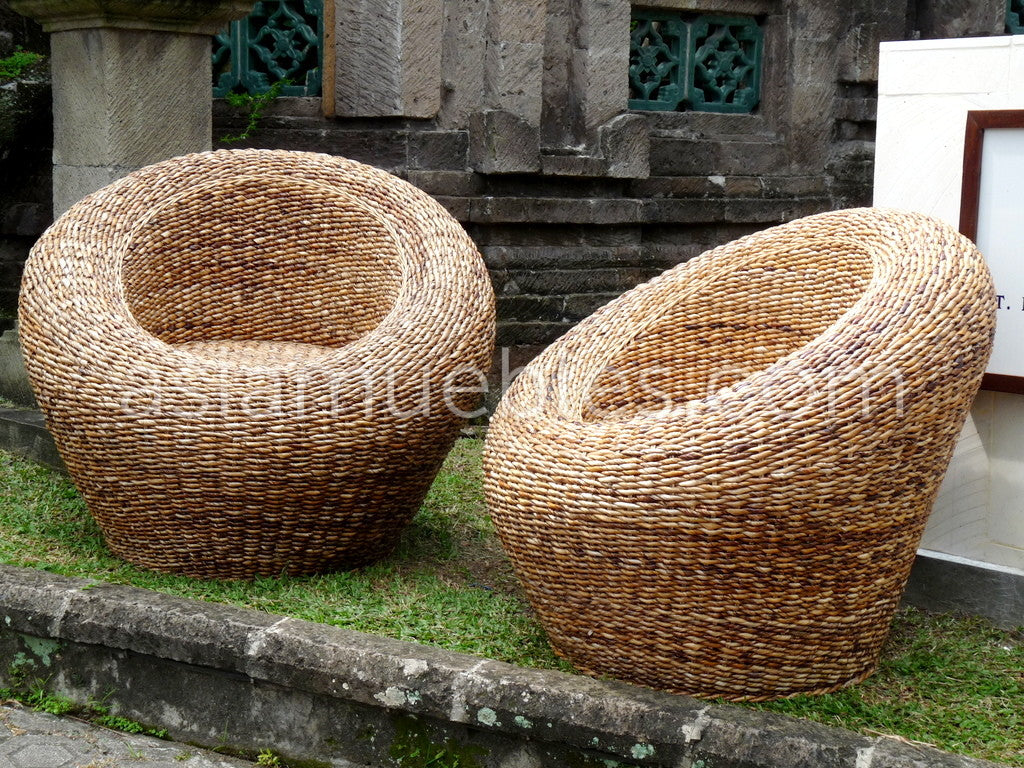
[873,93,976,223]
[975,128,1024,377]
[988,392,1024,552]
[878,38,1012,97]
[875,37,1024,571]
[923,396,991,560]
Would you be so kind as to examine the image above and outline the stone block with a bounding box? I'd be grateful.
[485,0,545,44]
[401,0,444,117]
[483,0,544,125]
[759,174,829,198]
[496,321,572,347]
[437,0,487,128]
[482,244,646,271]
[627,176,719,197]
[0,565,1010,768]
[0,407,63,470]
[508,267,659,295]
[469,110,541,174]
[562,292,619,320]
[58,581,282,670]
[52,164,121,216]
[539,153,608,177]
[648,137,789,177]
[902,552,1024,631]
[8,0,253,34]
[485,40,544,126]
[839,23,882,84]
[468,195,643,225]
[334,0,443,118]
[408,130,469,170]
[497,295,565,322]
[407,170,482,197]
[49,27,212,214]
[570,0,630,141]
[837,96,878,123]
[791,1,842,42]
[540,0,575,147]
[0,326,36,407]
[473,224,642,249]
[599,114,649,179]
[433,195,471,221]
[646,196,818,226]
[916,0,1004,39]
[53,29,211,167]
[234,127,410,172]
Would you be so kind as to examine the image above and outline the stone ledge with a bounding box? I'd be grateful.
[902,550,1024,631]
[0,564,1003,768]
[451,196,827,226]
[0,408,63,471]
[8,0,254,34]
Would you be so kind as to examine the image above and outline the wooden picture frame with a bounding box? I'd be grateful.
[959,109,1024,394]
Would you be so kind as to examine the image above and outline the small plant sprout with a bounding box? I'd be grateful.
[220,79,291,143]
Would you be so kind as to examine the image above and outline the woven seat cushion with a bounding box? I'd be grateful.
[176,340,338,367]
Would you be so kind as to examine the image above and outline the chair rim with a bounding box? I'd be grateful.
[498,208,973,428]
[114,171,410,370]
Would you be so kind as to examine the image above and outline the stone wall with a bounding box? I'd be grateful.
[2,0,1007,367]
[215,0,1007,376]
[0,0,49,321]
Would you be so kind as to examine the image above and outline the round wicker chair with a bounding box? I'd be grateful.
[20,149,495,579]
[483,208,994,701]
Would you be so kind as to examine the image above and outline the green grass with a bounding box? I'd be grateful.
[754,608,1024,764]
[0,48,44,82]
[0,439,562,670]
[0,439,1021,764]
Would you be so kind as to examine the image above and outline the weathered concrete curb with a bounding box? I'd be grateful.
[0,408,64,471]
[903,549,1024,631]
[0,565,1001,768]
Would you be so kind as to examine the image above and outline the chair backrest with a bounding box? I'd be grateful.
[122,175,403,349]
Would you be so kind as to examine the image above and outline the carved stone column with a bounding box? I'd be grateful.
[9,0,254,215]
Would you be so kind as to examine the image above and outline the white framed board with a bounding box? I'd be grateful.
[960,109,1024,394]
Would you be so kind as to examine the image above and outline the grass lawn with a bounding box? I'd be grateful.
[0,438,1021,765]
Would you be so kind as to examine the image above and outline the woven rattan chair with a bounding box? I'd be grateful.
[20,149,495,579]
[484,208,994,700]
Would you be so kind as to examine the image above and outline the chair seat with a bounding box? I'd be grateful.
[176,339,338,367]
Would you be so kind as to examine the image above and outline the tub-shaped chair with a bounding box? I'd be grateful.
[483,208,994,700]
[20,149,495,579]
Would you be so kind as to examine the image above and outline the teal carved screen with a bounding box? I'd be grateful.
[629,10,762,114]
[1008,0,1024,33]
[213,0,323,97]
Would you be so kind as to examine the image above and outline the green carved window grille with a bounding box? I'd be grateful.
[1007,0,1024,34]
[629,10,763,114]
[213,0,323,97]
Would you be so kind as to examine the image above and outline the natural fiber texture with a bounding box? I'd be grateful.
[483,208,994,701]
[20,149,495,579]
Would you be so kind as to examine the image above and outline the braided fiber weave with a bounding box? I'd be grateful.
[483,209,994,700]
[20,149,495,579]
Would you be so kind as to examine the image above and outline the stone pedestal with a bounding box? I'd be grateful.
[9,0,254,215]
